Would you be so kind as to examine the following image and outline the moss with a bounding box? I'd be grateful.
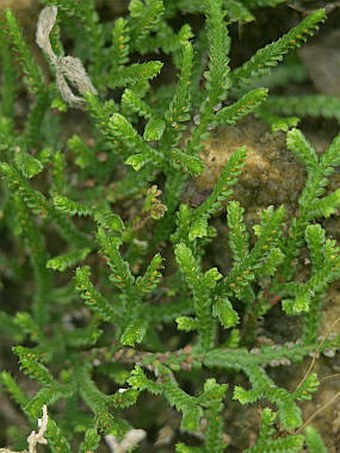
[0,1,339,452]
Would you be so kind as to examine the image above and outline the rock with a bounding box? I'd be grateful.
[299,30,340,95]
[196,118,306,222]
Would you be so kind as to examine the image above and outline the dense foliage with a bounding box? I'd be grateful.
[0,1,339,451]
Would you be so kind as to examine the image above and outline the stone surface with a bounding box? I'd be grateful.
[196,118,306,222]
[299,30,340,95]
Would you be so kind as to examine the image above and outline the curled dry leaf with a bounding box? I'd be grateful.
[36,6,97,110]
[105,429,146,453]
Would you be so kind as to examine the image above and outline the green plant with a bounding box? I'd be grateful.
[0,1,339,452]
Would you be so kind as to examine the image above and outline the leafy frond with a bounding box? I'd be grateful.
[176,316,199,332]
[136,253,163,294]
[230,9,326,91]
[25,386,64,418]
[281,131,340,281]
[54,194,124,232]
[25,91,50,148]
[108,60,164,90]
[189,146,247,241]
[225,0,255,23]
[0,312,25,342]
[204,0,231,102]
[175,242,221,349]
[176,444,204,453]
[320,134,340,169]
[245,433,304,453]
[213,297,239,329]
[162,372,203,431]
[0,371,29,408]
[169,149,204,176]
[110,17,130,69]
[285,127,318,171]
[257,408,276,441]
[46,417,72,453]
[294,373,319,401]
[13,346,56,386]
[120,317,147,347]
[97,228,135,290]
[111,388,139,409]
[263,94,340,122]
[78,428,101,453]
[14,147,44,179]
[122,88,154,119]
[200,379,227,453]
[215,88,268,126]
[305,426,328,453]
[244,0,287,7]
[77,0,105,82]
[108,112,164,170]
[76,365,126,435]
[282,225,340,320]
[13,311,43,342]
[161,38,194,149]
[75,266,121,322]
[227,201,250,263]
[47,247,91,272]
[219,205,285,302]
[128,365,162,395]
[5,9,45,94]
[0,162,48,215]
[0,26,17,119]
[129,0,165,48]
[187,0,231,154]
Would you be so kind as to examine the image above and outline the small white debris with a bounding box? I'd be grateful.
[105,429,146,453]
[280,358,291,366]
[155,425,174,447]
[27,405,48,453]
[36,6,97,110]
[270,360,280,367]
[323,348,336,358]
[0,405,48,453]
